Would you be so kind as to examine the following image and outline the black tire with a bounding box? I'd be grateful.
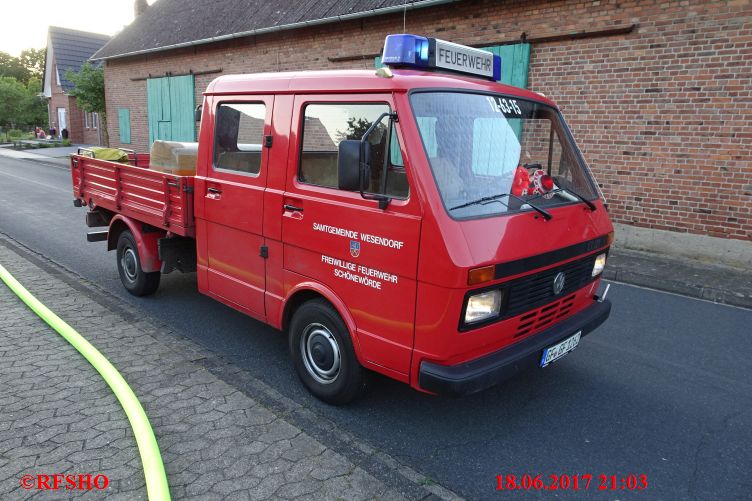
[116,230,160,296]
[289,299,367,405]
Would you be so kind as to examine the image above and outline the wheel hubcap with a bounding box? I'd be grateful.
[300,323,341,385]
[121,248,138,282]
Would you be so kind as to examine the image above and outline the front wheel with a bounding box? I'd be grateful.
[289,299,367,405]
[116,230,160,296]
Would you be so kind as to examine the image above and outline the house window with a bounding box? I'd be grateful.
[92,112,98,130]
[84,112,90,129]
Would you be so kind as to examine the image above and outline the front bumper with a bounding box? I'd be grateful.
[419,299,612,396]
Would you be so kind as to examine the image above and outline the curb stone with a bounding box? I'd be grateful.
[605,248,752,310]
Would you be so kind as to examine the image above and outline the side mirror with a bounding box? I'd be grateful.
[338,110,393,209]
[194,105,203,122]
[337,140,362,191]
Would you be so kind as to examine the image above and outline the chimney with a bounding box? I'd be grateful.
[134,0,148,17]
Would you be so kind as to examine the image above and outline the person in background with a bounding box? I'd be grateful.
[61,128,69,140]
[49,126,56,138]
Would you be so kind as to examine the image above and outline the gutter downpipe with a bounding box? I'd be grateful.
[91,0,458,61]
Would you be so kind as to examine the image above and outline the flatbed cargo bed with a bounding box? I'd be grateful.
[70,153,195,237]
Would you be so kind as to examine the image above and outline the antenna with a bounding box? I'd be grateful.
[403,0,407,32]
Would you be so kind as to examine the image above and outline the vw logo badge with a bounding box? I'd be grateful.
[552,272,566,295]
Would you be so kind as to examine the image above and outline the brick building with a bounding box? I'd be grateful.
[42,26,109,145]
[92,0,752,265]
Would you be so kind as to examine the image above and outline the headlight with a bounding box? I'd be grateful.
[592,253,607,277]
[464,289,502,324]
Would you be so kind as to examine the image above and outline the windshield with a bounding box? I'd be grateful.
[410,91,598,219]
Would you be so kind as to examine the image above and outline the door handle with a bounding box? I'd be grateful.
[283,204,304,212]
[207,187,222,194]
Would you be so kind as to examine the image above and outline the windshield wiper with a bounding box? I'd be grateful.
[512,194,553,220]
[548,182,597,212]
[526,179,598,212]
[449,193,509,211]
[562,187,596,211]
[449,193,552,220]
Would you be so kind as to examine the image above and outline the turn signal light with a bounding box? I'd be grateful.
[607,231,615,246]
[468,265,495,285]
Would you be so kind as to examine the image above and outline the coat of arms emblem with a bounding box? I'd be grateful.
[350,240,361,258]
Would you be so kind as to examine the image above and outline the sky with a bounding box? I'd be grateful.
[0,0,157,56]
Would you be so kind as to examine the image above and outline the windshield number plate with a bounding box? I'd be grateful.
[486,96,521,116]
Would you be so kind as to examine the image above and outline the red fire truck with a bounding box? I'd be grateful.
[71,35,613,404]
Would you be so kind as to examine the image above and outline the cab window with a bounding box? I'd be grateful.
[213,103,265,175]
[299,103,408,199]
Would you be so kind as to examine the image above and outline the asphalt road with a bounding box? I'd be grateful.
[1,156,750,500]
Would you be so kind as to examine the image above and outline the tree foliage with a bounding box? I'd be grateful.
[0,76,46,128]
[65,63,105,113]
[336,116,386,143]
[0,52,30,82]
[0,48,45,84]
[0,48,48,129]
[19,49,45,80]
[0,77,26,126]
[23,77,48,125]
[65,63,108,145]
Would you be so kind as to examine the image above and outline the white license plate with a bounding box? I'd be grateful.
[540,331,581,367]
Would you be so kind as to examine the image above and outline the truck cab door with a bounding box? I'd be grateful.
[281,95,421,379]
[196,97,273,318]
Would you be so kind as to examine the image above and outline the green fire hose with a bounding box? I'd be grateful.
[0,263,170,501]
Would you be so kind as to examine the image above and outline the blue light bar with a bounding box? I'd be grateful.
[382,34,430,67]
[381,34,502,81]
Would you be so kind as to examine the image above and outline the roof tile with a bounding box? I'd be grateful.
[49,26,110,91]
[92,0,456,60]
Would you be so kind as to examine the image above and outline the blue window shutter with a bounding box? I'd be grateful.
[146,78,160,145]
[118,108,131,144]
[159,77,173,141]
[481,43,531,87]
[169,75,195,142]
[146,75,195,147]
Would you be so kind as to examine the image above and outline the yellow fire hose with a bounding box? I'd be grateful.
[0,263,170,501]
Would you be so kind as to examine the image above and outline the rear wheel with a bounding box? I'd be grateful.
[116,230,160,296]
[289,299,367,405]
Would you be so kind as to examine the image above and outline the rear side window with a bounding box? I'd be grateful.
[213,103,265,175]
[299,103,408,199]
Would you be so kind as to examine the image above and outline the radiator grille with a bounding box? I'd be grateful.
[514,293,577,338]
[502,252,600,320]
